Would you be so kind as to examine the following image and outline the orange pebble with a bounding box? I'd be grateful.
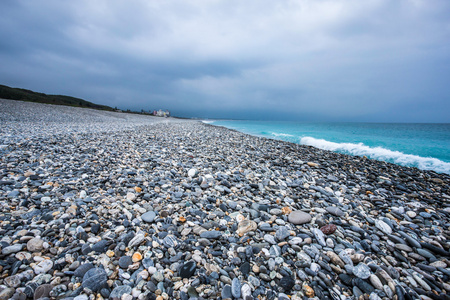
[132,252,142,262]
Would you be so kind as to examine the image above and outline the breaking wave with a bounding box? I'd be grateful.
[300,136,450,174]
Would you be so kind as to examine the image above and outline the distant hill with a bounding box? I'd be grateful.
[0,84,114,111]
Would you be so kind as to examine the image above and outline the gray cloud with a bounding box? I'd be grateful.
[1,0,449,122]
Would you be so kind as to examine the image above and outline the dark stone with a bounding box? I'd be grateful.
[338,273,353,286]
[353,278,374,294]
[82,268,107,292]
[91,223,101,234]
[279,275,295,291]
[91,240,109,253]
[100,288,111,298]
[74,263,94,278]
[119,256,133,269]
[420,242,449,257]
[180,261,196,278]
[24,282,39,298]
[81,244,92,255]
[199,230,222,239]
[240,261,250,276]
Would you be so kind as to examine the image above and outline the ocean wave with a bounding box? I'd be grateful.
[201,120,214,124]
[270,132,295,138]
[300,136,450,174]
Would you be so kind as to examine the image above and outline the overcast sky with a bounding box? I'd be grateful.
[1,0,449,122]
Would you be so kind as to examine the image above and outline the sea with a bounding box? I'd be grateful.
[205,120,450,175]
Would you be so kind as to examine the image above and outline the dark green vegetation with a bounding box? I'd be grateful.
[0,84,114,111]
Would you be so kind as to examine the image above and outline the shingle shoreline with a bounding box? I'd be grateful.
[0,99,449,300]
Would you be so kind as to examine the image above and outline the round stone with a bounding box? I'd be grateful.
[27,238,44,252]
[141,211,156,223]
[119,256,133,269]
[353,263,371,279]
[288,211,312,225]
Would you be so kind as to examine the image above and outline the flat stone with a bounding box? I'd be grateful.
[200,230,222,239]
[288,211,312,225]
[326,206,344,217]
[395,243,413,252]
[4,275,21,288]
[264,234,277,245]
[375,219,392,235]
[91,239,109,252]
[2,244,23,255]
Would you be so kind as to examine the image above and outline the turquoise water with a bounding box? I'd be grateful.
[207,120,450,174]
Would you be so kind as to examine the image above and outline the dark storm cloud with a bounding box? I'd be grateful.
[1,0,449,122]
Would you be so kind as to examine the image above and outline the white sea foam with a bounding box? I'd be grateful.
[270,132,295,138]
[300,136,450,174]
[201,120,214,124]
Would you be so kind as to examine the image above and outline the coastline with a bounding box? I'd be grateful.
[208,120,450,175]
[0,99,449,299]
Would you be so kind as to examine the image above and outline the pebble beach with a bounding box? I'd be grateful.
[0,99,449,300]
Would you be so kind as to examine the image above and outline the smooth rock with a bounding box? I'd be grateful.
[27,238,44,252]
[288,211,312,225]
[141,211,156,223]
[110,285,132,300]
[82,268,107,292]
[236,220,257,235]
[180,261,196,278]
[232,277,241,298]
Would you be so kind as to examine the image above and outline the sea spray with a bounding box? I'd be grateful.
[300,136,450,174]
[210,120,450,174]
